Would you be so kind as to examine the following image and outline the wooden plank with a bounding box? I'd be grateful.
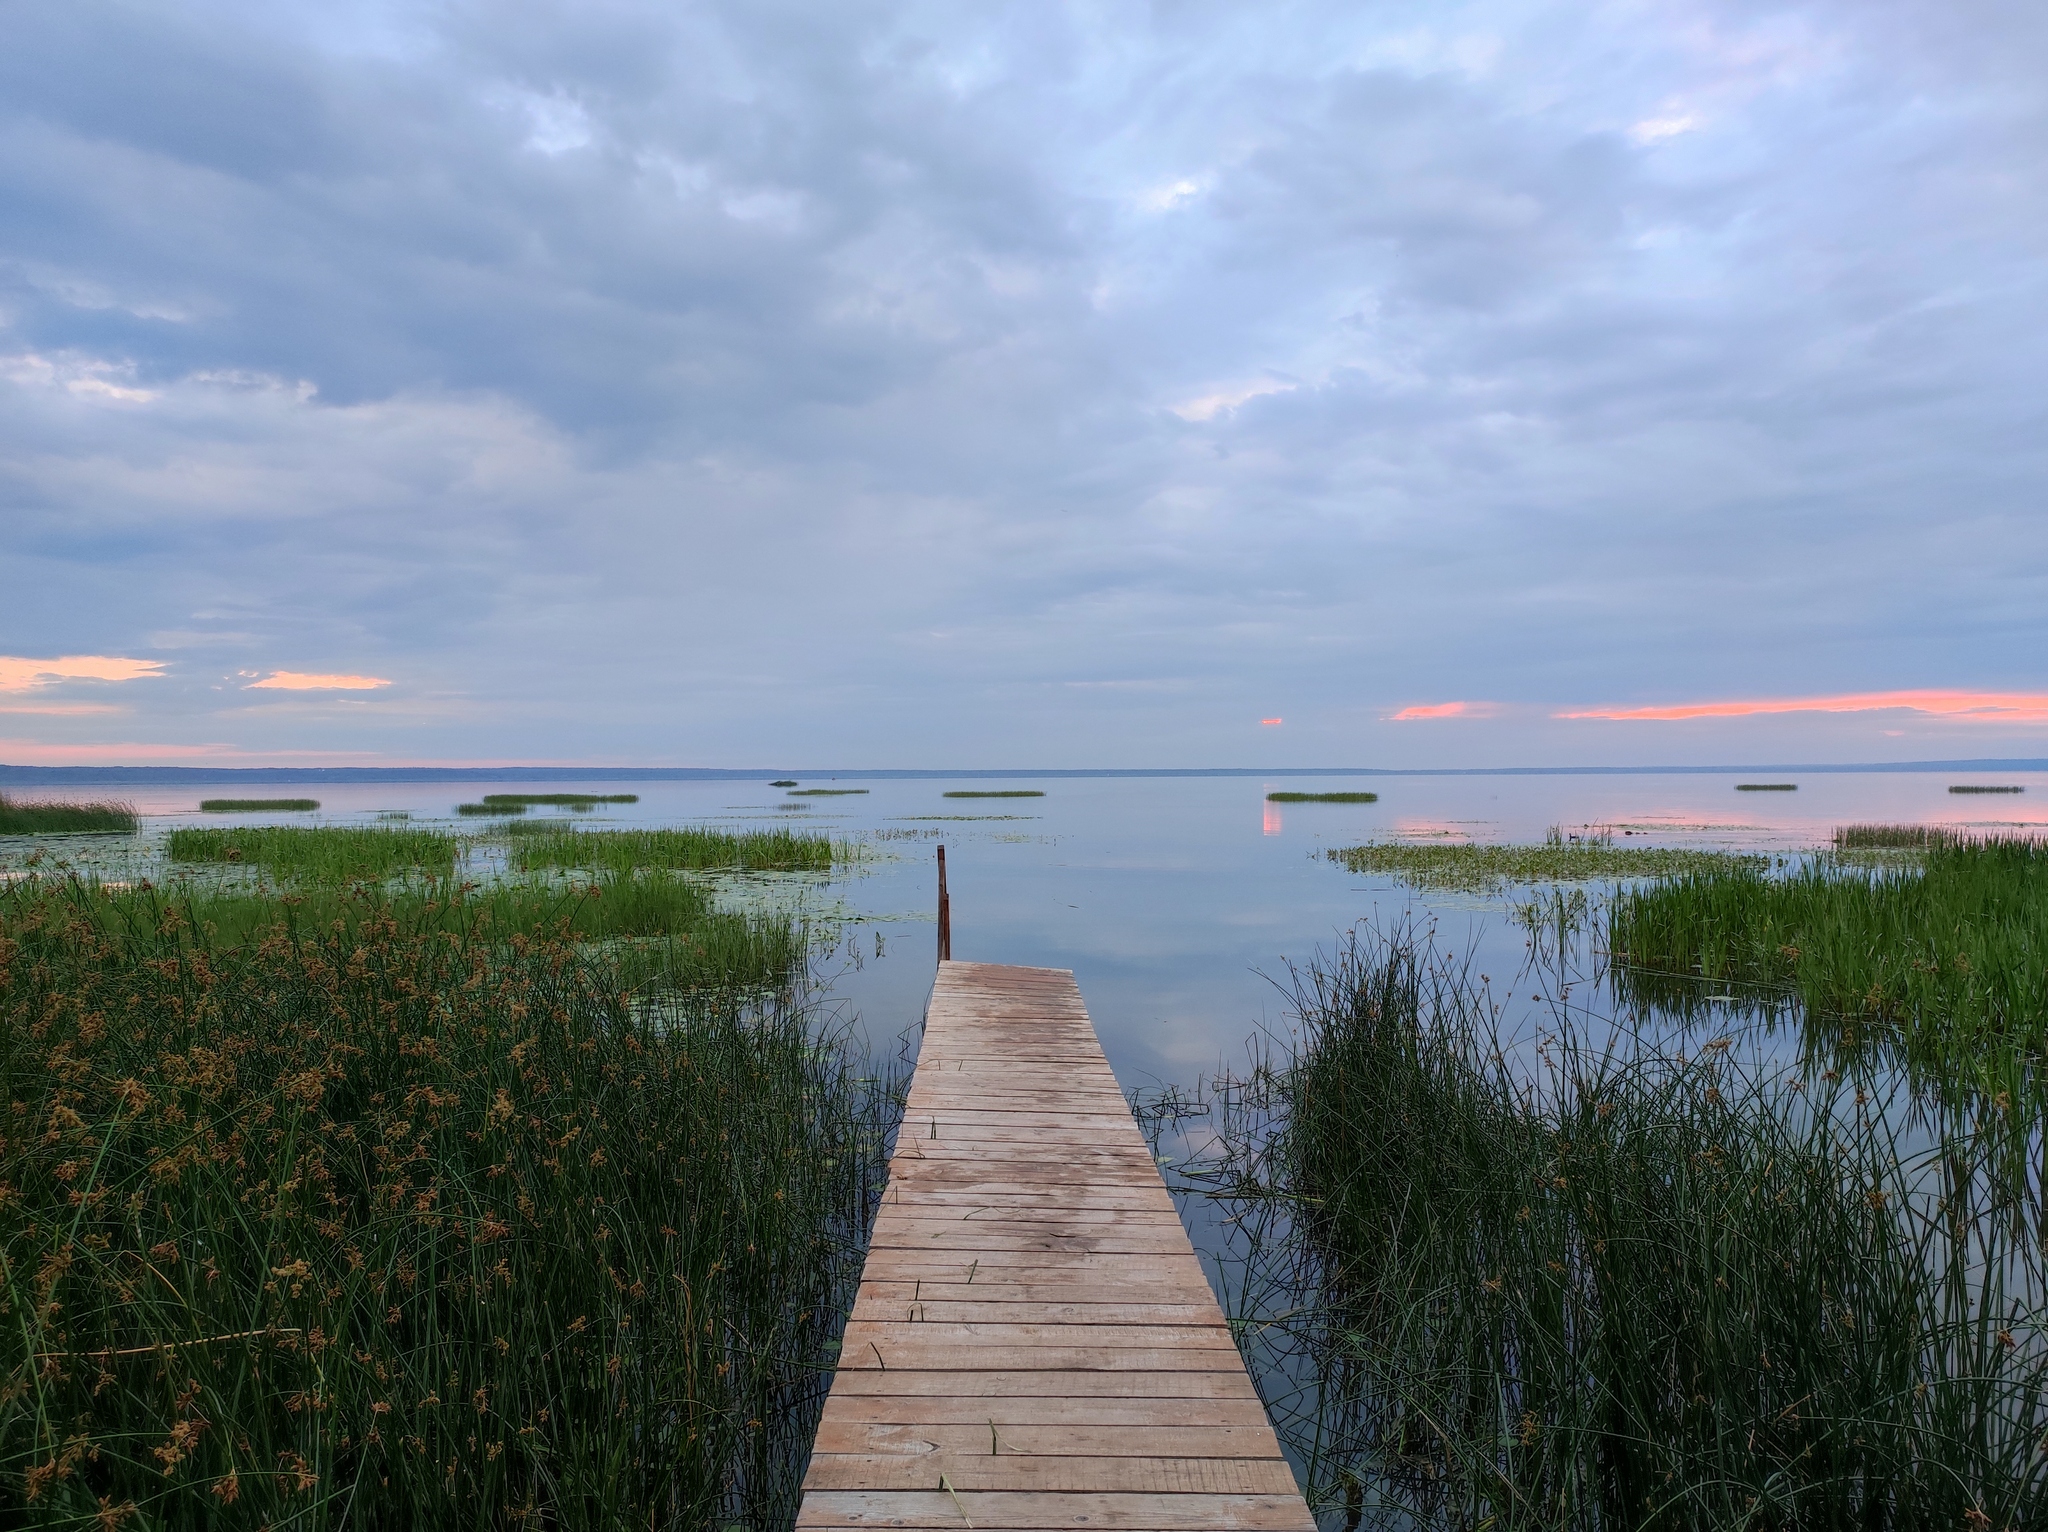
[800,962,1311,1531]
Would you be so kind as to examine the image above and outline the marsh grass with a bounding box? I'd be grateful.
[0,877,894,1528]
[0,796,137,836]
[1953,785,2025,794]
[1330,830,1764,896]
[167,825,459,884]
[1735,783,1798,791]
[1180,920,2048,1527]
[768,781,798,788]
[1835,823,1957,850]
[458,802,527,816]
[1611,836,2048,1100]
[940,791,1044,799]
[785,790,866,798]
[198,800,319,813]
[481,794,639,807]
[512,827,842,875]
[1267,792,1379,804]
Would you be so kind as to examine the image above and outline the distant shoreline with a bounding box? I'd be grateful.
[6,759,2045,786]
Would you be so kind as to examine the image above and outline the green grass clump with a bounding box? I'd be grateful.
[1835,823,1955,850]
[0,878,891,1527]
[1267,791,1378,804]
[481,794,639,807]
[1953,784,2025,794]
[0,794,137,835]
[1330,830,1763,895]
[786,789,866,797]
[198,798,319,812]
[513,826,841,874]
[1735,782,1797,791]
[457,801,526,815]
[167,825,458,883]
[942,790,1045,799]
[769,780,798,787]
[1612,836,2048,1095]
[1197,921,2048,1525]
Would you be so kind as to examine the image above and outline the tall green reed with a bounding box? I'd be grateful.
[167,826,459,884]
[512,828,843,875]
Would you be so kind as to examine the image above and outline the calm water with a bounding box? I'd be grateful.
[21,768,2047,1095]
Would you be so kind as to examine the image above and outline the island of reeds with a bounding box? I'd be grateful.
[199,798,320,812]
[1329,828,1763,895]
[0,793,137,835]
[1952,783,2025,793]
[786,788,867,797]
[1734,781,1797,790]
[0,814,891,1526]
[1266,791,1377,803]
[942,790,1045,798]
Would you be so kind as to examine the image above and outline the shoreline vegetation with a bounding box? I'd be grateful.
[1330,829,1766,895]
[0,794,138,835]
[1182,921,2048,1525]
[0,875,893,1527]
[1267,791,1378,804]
[168,824,461,882]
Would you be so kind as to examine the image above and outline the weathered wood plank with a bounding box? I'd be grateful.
[797,1490,1316,1530]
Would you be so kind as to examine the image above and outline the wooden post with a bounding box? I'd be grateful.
[935,845,951,964]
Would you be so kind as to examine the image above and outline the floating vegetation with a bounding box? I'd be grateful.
[199,798,320,812]
[1266,791,1378,804]
[0,876,894,1527]
[787,789,867,797]
[0,794,137,835]
[166,824,459,883]
[1953,784,2025,794]
[482,793,640,807]
[1611,835,2048,1099]
[942,790,1045,798]
[770,780,799,787]
[1184,919,2048,1526]
[1329,829,1763,895]
[513,826,843,874]
[1735,782,1797,791]
[457,800,527,815]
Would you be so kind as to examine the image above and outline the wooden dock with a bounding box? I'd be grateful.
[798,961,1315,1532]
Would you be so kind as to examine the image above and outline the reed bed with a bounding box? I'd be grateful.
[1182,920,2048,1527]
[167,825,459,883]
[0,795,137,835]
[512,827,842,875]
[198,799,320,813]
[1330,830,1762,895]
[1267,792,1378,804]
[1611,836,2048,1100]
[941,791,1044,799]
[785,790,866,798]
[1835,823,1958,850]
[1952,786,2025,794]
[1735,782,1797,791]
[0,877,894,1528]
[458,801,527,816]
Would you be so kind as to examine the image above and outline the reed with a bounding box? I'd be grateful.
[941,791,1045,799]
[1610,836,2048,1099]
[1185,920,2048,1526]
[1952,785,2025,794]
[1267,792,1378,804]
[786,790,866,798]
[1330,830,1762,895]
[0,878,894,1528]
[512,826,842,874]
[198,799,320,813]
[1735,782,1797,791]
[457,801,527,815]
[166,825,459,883]
[769,781,799,788]
[1835,823,1956,849]
[0,795,137,835]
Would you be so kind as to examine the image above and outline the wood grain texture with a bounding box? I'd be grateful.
[798,962,1313,1532]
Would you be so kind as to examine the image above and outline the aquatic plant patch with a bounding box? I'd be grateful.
[198,798,319,812]
[1952,784,2025,794]
[512,825,843,874]
[0,794,137,835]
[480,793,639,807]
[166,824,459,883]
[1329,831,1763,895]
[787,789,867,797]
[1266,792,1378,804]
[1735,782,1797,791]
[0,880,892,1528]
[941,790,1045,798]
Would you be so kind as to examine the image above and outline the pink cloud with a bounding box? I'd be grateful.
[0,655,165,692]
[1260,717,1283,726]
[1388,700,1498,721]
[1558,689,2048,723]
[247,671,392,691]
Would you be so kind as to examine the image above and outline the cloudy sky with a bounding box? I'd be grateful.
[3,0,2044,769]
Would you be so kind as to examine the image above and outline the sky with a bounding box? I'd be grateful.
[3,0,2045,770]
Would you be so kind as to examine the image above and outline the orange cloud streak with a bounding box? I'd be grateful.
[1388,700,1497,721]
[1559,689,2048,724]
[0,655,165,692]
[248,671,392,691]
[1260,717,1283,726]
